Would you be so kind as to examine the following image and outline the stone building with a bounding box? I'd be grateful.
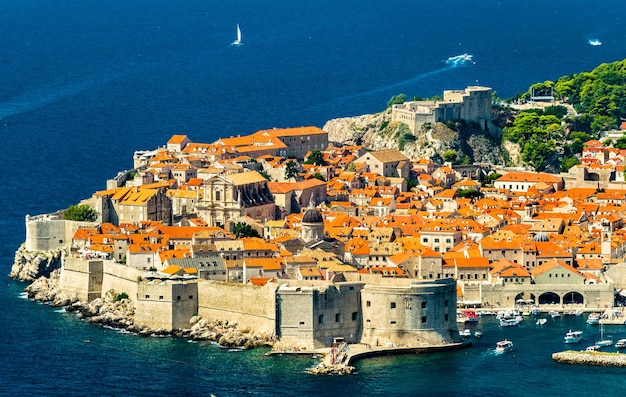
[196,170,275,230]
[391,86,493,134]
[354,149,411,179]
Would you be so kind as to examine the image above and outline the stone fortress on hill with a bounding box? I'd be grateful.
[16,84,623,354]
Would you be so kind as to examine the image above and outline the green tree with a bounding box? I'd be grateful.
[560,156,580,172]
[313,172,326,182]
[234,222,260,238]
[304,150,326,166]
[346,162,356,172]
[284,160,299,181]
[443,150,458,164]
[387,94,407,108]
[64,204,98,222]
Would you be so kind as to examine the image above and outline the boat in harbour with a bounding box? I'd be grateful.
[596,325,613,347]
[564,330,583,344]
[615,339,626,349]
[232,24,243,45]
[495,340,513,353]
[588,39,602,46]
[460,329,472,338]
[536,318,547,325]
[586,345,601,352]
[474,330,483,338]
[586,313,600,325]
[531,307,541,316]
[500,316,522,327]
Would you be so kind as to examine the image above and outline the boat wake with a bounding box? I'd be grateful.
[445,53,475,66]
[310,56,474,109]
[588,38,602,46]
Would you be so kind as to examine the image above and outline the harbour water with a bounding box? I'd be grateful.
[2,0,626,395]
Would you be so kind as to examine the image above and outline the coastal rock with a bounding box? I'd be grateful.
[9,244,63,282]
[323,110,507,165]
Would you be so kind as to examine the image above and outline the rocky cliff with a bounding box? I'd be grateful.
[323,108,509,165]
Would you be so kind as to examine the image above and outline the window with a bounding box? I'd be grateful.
[390,321,396,325]
[422,301,427,309]
[434,238,440,243]
[177,296,181,301]
[421,316,427,323]
[352,312,358,321]
[299,321,305,325]
[159,296,164,300]
[145,295,150,299]
[216,191,221,200]
[390,302,396,309]
[446,239,451,243]
[335,313,341,322]
[445,314,449,321]
[366,301,371,307]
[318,315,324,324]
[444,300,448,307]
[189,295,193,299]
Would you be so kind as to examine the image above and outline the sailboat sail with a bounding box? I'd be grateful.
[232,24,242,45]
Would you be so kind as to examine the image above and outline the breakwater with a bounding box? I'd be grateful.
[552,351,626,367]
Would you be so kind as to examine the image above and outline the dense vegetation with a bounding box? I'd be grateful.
[503,58,626,171]
[64,204,98,222]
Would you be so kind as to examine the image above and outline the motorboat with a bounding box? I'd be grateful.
[586,313,600,325]
[536,318,547,325]
[588,39,602,46]
[548,310,560,318]
[615,339,626,349]
[500,317,522,327]
[474,330,483,338]
[564,330,583,344]
[460,329,472,338]
[586,345,601,352]
[495,340,513,353]
[531,307,541,316]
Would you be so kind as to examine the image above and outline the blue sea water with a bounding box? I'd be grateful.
[1,0,626,395]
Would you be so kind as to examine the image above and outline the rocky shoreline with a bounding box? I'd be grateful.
[10,245,274,350]
[552,351,626,367]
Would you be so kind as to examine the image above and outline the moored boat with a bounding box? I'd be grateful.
[596,325,613,347]
[536,318,547,325]
[474,330,483,338]
[586,313,600,325]
[564,330,583,344]
[615,339,626,349]
[495,339,513,353]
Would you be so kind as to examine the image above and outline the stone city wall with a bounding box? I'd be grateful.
[135,280,198,330]
[197,280,277,335]
[59,257,103,302]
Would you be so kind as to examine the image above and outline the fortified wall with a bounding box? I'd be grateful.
[391,86,496,137]
[197,280,277,335]
[25,215,98,252]
[135,280,198,330]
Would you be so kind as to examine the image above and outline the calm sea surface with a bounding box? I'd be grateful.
[2,0,626,395]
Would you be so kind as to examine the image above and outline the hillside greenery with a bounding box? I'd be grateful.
[503,58,626,171]
[64,204,98,222]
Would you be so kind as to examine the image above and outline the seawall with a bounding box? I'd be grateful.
[552,351,626,367]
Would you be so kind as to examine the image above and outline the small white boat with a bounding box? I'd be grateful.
[596,325,613,347]
[495,340,513,353]
[500,317,521,327]
[586,313,600,325]
[615,339,626,349]
[586,345,601,352]
[232,24,243,45]
[588,39,602,46]
[474,330,483,338]
[564,330,583,344]
[536,318,547,325]
[548,310,560,318]
[460,329,472,338]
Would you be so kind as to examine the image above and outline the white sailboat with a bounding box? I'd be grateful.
[232,24,242,45]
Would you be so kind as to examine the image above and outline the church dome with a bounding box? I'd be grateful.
[302,208,324,224]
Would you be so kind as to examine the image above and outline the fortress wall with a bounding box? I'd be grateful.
[135,280,198,330]
[278,282,364,350]
[25,219,98,252]
[59,258,103,302]
[360,279,459,347]
[101,262,143,298]
[197,281,277,335]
